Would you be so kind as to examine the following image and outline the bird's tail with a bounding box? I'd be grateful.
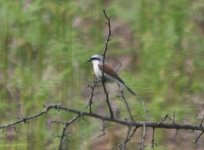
[125,84,136,96]
[114,76,136,96]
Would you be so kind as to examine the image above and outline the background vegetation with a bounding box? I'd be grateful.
[0,0,204,149]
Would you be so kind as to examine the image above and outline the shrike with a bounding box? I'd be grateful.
[88,54,136,95]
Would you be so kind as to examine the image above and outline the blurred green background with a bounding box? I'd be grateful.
[0,0,204,149]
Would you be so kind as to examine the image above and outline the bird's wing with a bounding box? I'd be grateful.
[98,64,136,95]
[98,64,124,84]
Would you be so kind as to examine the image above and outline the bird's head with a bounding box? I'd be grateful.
[88,54,103,63]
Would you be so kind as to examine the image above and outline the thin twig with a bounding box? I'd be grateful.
[119,127,131,150]
[0,105,52,129]
[175,129,179,137]
[97,120,106,138]
[159,114,168,125]
[141,99,149,121]
[194,131,204,145]
[151,128,156,150]
[119,126,138,150]
[115,63,122,72]
[119,87,134,121]
[141,124,146,150]
[173,111,176,124]
[58,115,80,150]
[101,9,114,118]
[199,115,204,127]
[86,82,97,113]
[50,120,68,125]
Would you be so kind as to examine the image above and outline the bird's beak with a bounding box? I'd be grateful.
[88,58,91,62]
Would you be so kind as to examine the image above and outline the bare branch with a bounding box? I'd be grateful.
[49,120,68,125]
[159,114,168,125]
[58,115,80,150]
[141,99,149,121]
[175,129,179,137]
[97,120,106,138]
[101,9,114,118]
[151,128,156,150]
[119,126,138,150]
[115,63,122,73]
[86,81,97,113]
[173,111,176,124]
[194,131,204,145]
[0,104,204,149]
[1,104,203,132]
[0,105,51,129]
[199,115,204,127]
[140,124,146,150]
[119,87,134,121]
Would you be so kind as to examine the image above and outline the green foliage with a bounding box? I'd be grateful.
[0,0,203,149]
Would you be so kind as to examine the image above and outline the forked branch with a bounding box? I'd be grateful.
[0,104,204,149]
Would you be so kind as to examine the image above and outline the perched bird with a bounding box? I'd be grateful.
[88,54,136,95]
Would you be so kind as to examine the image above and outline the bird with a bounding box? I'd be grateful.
[88,54,136,95]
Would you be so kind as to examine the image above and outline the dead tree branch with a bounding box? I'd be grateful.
[141,99,149,121]
[0,104,204,149]
[151,128,156,150]
[119,126,138,150]
[87,82,97,113]
[119,88,134,121]
[199,115,204,127]
[194,131,204,144]
[140,124,146,150]
[58,115,80,150]
[101,9,114,118]
[97,120,106,138]
[1,104,203,131]
[0,105,51,129]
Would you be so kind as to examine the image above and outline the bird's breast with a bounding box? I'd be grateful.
[93,63,102,79]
